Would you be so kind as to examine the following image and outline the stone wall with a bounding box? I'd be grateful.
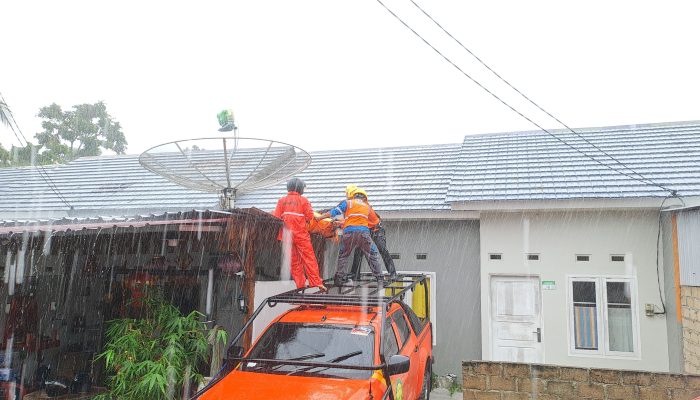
[463,361,700,400]
[682,286,700,374]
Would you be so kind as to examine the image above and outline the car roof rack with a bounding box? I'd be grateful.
[267,272,429,309]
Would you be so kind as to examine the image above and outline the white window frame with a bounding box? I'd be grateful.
[567,275,640,359]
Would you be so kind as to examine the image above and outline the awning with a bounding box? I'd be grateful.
[0,209,278,235]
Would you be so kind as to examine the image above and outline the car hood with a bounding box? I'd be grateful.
[198,370,375,400]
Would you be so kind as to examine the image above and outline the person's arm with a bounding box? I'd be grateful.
[302,197,314,221]
[317,200,347,219]
[368,206,380,228]
[271,198,283,218]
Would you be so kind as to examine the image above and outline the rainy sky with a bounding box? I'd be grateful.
[1,0,699,155]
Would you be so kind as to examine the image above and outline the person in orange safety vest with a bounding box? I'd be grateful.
[272,177,327,292]
[317,186,383,287]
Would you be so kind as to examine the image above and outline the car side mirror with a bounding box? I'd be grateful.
[387,355,410,375]
[226,345,244,360]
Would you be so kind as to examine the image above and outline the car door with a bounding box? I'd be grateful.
[392,309,421,400]
[382,316,410,400]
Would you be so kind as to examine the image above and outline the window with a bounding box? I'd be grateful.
[243,323,375,379]
[382,319,399,357]
[576,255,590,262]
[390,253,400,260]
[392,311,411,348]
[527,254,540,261]
[611,255,625,262]
[569,277,637,357]
[489,253,502,260]
[401,303,426,335]
[415,253,427,260]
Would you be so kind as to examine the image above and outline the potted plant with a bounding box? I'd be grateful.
[95,293,226,399]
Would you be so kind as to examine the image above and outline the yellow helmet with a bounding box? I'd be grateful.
[345,184,358,199]
[350,187,368,199]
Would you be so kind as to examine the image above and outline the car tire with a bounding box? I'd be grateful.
[418,360,431,400]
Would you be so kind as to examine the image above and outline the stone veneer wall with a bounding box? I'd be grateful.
[463,360,700,400]
[682,286,700,375]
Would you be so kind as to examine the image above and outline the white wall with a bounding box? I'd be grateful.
[480,210,670,372]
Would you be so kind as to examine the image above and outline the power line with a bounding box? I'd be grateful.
[375,0,677,195]
[0,93,73,210]
[409,0,673,194]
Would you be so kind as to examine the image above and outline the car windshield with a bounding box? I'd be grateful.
[241,322,375,379]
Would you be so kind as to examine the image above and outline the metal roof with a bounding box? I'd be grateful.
[0,143,461,220]
[1,120,699,220]
[446,121,700,202]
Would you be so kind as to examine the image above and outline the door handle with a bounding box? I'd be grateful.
[533,328,541,343]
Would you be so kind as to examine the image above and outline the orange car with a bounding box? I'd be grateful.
[194,274,433,400]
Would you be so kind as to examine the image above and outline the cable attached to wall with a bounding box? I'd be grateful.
[653,195,677,315]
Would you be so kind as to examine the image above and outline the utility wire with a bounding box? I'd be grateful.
[0,93,73,209]
[375,0,678,195]
[409,0,674,195]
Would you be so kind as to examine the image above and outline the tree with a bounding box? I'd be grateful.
[36,101,127,163]
[0,97,11,128]
[0,98,13,167]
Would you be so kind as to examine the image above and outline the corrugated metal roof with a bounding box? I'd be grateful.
[446,121,700,202]
[0,143,461,219]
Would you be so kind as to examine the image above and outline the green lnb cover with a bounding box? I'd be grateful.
[217,109,234,127]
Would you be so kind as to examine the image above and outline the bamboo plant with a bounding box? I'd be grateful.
[95,293,227,399]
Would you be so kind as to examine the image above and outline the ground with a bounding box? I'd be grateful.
[430,388,462,399]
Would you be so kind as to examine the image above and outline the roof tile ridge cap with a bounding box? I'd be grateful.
[460,120,700,142]
[307,142,462,155]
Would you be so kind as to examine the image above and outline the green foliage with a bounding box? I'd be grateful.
[0,98,12,128]
[448,378,462,396]
[36,101,127,163]
[94,293,225,400]
[0,145,10,168]
[0,101,128,168]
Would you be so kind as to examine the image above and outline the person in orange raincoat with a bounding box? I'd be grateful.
[272,178,327,292]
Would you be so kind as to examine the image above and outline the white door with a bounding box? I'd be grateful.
[490,275,543,362]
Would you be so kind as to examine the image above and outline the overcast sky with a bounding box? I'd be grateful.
[1,0,699,155]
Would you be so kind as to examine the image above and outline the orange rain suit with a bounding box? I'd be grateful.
[272,191,324,288]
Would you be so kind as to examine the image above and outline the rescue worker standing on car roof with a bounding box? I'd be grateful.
[273,178,327,292]
[317,186,383,286]
[344,185,397,281]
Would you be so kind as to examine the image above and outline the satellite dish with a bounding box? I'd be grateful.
[138,136,311,209]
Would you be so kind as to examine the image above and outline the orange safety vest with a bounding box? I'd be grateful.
[342,198,378,229]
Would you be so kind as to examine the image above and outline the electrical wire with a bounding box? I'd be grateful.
[0,93,73,210]
[653,195,678,315]
[375,0,679,196]
[408,0,673,193]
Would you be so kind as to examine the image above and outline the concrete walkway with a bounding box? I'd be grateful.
[430,388,462,399]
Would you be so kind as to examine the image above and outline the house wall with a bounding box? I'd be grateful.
[662,212,685,374]
[675,209,700,374]
[681,286,700,374]
[462,360,700,400]
[479,210,670,372]
[678,210,700,286]
[324,219,482,376]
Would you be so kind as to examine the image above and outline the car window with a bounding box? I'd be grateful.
[243,322,374,379]
[402,303,426,335]
[392,310,412,348]
[382,319,400,358]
